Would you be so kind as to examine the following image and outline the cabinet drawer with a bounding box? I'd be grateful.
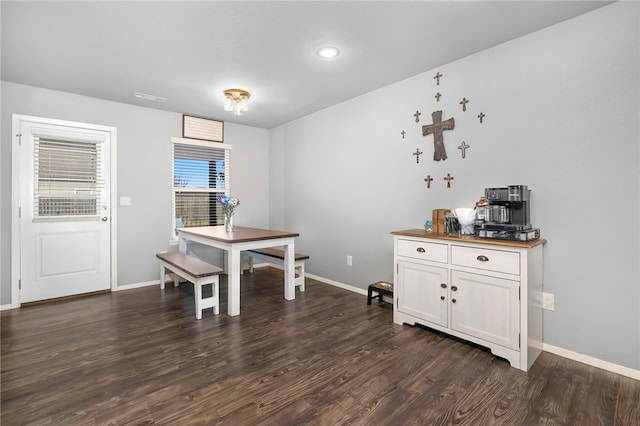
[398,239,448,263]
[451,245,520,275]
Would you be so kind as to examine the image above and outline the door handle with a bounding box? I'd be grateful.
[101,216,109,222]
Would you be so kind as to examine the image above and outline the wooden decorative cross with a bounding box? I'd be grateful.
[414,110,421,123]
[459,97,469,112]
[444,173,454,188]
[422,110,455,162]
[434,72,443,85]
[458,141,470,158]
[401,130,406,139]
[413,148,423,163]
[477,112,485,123]
[435,92,442,102]
[424,175,434,189]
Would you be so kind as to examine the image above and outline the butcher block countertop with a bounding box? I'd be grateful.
[391,229,546,249]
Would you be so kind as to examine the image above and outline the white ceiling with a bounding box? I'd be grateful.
[1,1,612,129]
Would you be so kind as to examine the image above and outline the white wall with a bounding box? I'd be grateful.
[269,3,640,370]
[1,82,270,295]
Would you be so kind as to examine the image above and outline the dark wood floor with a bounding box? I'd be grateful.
[2,267,639,425]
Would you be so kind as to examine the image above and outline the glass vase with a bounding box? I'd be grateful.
[224,212,233,232]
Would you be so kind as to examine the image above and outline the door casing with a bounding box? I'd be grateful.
[11,114,118,307]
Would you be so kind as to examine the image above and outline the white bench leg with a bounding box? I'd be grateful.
[297,263,305,292]
[193,278,220,319]
[213,280,220,315]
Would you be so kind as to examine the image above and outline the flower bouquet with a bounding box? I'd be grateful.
[217,195,240,232]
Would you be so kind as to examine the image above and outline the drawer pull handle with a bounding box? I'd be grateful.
[476,255,489,262]
[452,298,457,303]
[451,286,458,292]
[440,283,447,289]
[416,247,426,253]
[440,296,445,301]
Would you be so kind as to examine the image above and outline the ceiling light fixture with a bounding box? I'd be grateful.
[223,89,251,115]
[316,46,340,59]
[132,91,167,103]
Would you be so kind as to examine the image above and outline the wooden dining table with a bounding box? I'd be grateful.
[176,226,299,316]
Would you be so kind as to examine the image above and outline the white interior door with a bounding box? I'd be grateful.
[18,119,112,303]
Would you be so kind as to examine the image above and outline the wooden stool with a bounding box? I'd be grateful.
[367,281,394,305]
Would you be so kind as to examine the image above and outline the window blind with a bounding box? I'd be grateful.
[172,138,231,230]
[34,136,104,219]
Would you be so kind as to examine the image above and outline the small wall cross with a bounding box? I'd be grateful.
[401,130,406,139]
[413,148,423,163]
[444,173,454,188]
[478,112,485,123]
[459,97,469,112]
[458,141,470,158]
[414,111,421,123]
[434,72,443,85]
[435,92,442,102]
[424,175,434,189]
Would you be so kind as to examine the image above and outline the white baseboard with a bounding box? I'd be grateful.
[305,272,367,296]
[0,304,14,311]
[114,280,160,291]
[543,343,639,381]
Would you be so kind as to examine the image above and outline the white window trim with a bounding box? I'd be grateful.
[170,137,232,243]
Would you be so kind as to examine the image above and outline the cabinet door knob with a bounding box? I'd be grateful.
[440,283,447,289]
[440,296,445,301]
[452,298,457,303]
[477,255,489,262]
[416,247,426,253]
[451,286,458,292]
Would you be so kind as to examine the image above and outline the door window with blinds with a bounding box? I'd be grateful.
[172,137,232,231]
[34,135,105,220]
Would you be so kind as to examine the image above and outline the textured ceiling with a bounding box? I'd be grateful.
[1,1,612,129]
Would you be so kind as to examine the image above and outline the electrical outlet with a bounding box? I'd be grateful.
[347,255,353,266]
[542,292,555,311]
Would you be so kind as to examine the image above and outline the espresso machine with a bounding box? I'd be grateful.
[476,185,540,241]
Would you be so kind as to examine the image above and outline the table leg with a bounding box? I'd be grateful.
[228,247,241,316]
[283,242,295,300]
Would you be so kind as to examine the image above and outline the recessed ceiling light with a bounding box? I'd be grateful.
[132,91,167,103]
[316,46,340,59]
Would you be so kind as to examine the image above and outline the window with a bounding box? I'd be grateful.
[34,135,104,220]
[171,137,232,232]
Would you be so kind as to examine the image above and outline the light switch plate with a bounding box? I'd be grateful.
[542,292,555,311]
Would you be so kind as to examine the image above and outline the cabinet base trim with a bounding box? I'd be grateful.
[394,311,526,371]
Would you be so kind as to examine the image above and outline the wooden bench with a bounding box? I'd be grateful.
[245,248,309,291]
[156,251,223,319]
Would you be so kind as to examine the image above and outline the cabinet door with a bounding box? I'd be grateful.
[450,270,520,350]
[397,260,448,327]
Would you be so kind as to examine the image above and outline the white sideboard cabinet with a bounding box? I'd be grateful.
[392,229,546,371]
